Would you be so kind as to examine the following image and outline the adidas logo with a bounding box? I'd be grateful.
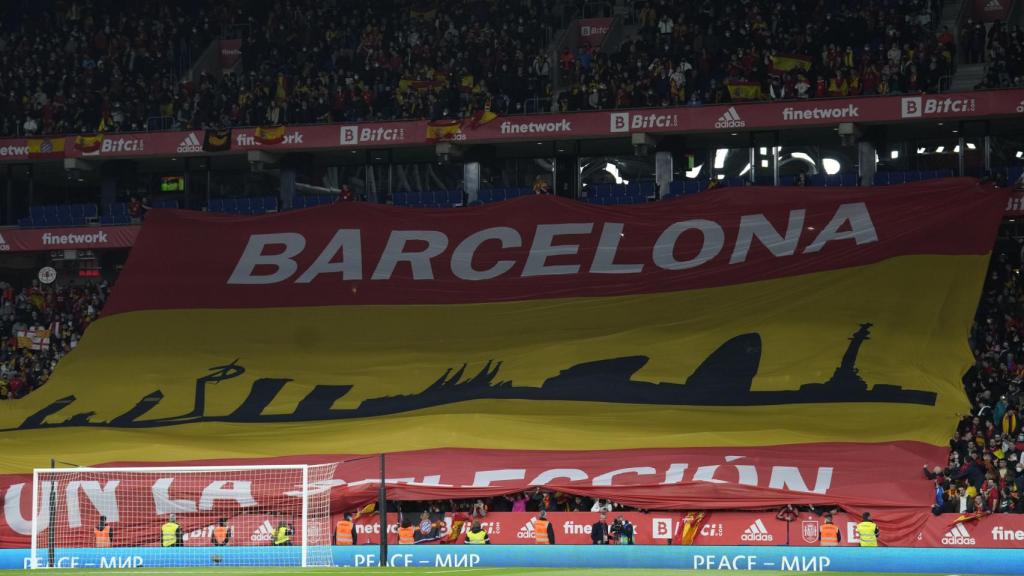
[714,106,746,129]
[941,523,976,545]
[177,132,202,154]
[251,519,275,542]
[740,519,773,542]
[515,517,537,540]
[984,0,1003,11]
[0,233,8,251]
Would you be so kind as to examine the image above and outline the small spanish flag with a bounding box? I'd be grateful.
[948,511,988,525]
[725,82,763,101]
[255,125,285,145]
[465,108,498,130]
[74,134,104,153]
[27,137,65,159]
[771,54,812,73]
[203,129,232,152]
[425,119,463,143]
[676,512,706,545]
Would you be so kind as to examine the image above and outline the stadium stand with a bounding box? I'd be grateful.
[1,0,960,138]
[7,10,1024,565]
[0,281,108,399]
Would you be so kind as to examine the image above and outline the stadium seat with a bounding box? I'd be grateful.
[208,198,224,212]
[809,174,827,186]
[841,173,859,187]
[668,180,686,197]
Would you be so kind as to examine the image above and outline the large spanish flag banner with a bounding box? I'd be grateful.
[0,179,1007,545]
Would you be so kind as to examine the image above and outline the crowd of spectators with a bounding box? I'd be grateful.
[0,0,983,137]
[0,1,212,137]
[0,0,556,137]
[557,0,953,111]
[927,246,1024,514]
[0,280,108,399]
[975,21,1024,90]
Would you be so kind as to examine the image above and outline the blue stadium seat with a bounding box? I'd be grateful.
[873,172,890,185]
[208,198,224,212]
[779,175,796,186]
[841,173,858,187]
[264,197,279,211]
[107,202,128,216]
[637,182,656,197]
[69,204,84,217]
[393,192,410,206]
[100,215,116,225]
[17,217,31,227]
[83,204,98,218]
[235,198,250,213]
[668,181,685,196]
[809,174,827,186]
[30,206,44,220]
[478,189,494,203]
[71,217,87,226]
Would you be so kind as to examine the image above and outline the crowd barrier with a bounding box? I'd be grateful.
[8,545,1024,573]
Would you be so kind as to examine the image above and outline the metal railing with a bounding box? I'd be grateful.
[146,116,174,132]
[582,1,613,18]
[524,97,553,114]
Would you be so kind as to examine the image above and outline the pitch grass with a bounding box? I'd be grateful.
[18,565,991,569]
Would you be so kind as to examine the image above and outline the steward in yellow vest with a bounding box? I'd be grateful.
[272,520,293,546]
[160,513,182,547]
[465,521,490,544]
[856,512,879,547]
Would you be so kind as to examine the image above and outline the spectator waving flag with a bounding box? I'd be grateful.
[255,125,285,145]
[74,134,103,153]
[203,129,232,152]
[465,103,499,129]
[725,81,763,101]
[425,119,463,142]
[15,328,50,351]
[949,511,989,525]
[771,54,812,73]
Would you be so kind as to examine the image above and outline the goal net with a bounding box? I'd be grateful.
[30,464,337,569]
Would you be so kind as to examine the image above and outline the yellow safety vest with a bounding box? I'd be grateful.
[160,522,179,547]
[856,521,878,547]
[466,529,487,544]
[273,526,290,545]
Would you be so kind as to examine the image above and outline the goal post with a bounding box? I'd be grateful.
[30,463,337,569]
